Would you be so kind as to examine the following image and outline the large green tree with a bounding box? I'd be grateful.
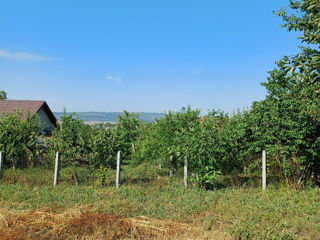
[0,111,42,168]
[251,0,320,183]
[275,0,320,99]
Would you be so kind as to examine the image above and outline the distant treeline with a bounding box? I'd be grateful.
[53,112,164,123]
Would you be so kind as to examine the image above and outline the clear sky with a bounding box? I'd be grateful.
[0,0,301,113]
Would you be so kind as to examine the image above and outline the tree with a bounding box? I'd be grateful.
[114,111,140,162]
[130,122,159,166]
[276,0,320,45]
[0,90,7,100]
[248,0,320,183]
[0,111,42,168]
[88,124,116,169]
[48,113,92,167]
[275,0,320,94]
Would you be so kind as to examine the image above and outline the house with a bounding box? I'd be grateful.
[0,100,57,135]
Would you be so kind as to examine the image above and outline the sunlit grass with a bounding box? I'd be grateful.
[0,166,319,239]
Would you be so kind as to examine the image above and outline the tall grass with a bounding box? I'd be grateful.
[0,165,319,239]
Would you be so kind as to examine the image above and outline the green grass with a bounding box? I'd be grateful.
[0,165,319,239]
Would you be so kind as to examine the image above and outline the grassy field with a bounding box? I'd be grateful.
[0,165,319,240]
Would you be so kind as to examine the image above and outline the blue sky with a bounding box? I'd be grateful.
[0,0,301,113]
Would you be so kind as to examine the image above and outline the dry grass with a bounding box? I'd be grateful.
[0,207,230,240]
[2,167,319,239]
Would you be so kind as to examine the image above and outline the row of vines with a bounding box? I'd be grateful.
[0,0,319,188]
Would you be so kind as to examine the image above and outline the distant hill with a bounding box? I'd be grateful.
[53,112,164,122]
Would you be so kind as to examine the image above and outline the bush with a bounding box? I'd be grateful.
[47,113,92,167]
[0,110,42,168]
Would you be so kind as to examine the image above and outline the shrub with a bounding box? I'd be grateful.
[0,110,42,168]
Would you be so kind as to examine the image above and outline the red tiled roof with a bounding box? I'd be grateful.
[0,100,57,126]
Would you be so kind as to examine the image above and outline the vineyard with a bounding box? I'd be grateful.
[0,0,320,239]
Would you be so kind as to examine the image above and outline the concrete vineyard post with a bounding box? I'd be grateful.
[132,144,136,153]
[184,157,188,187]
[72,171,79,186]
[262,150,266,191]
[116,151,121,188]
[169,154,174,177]
[0,152,3,179]
[54,152,60,186]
